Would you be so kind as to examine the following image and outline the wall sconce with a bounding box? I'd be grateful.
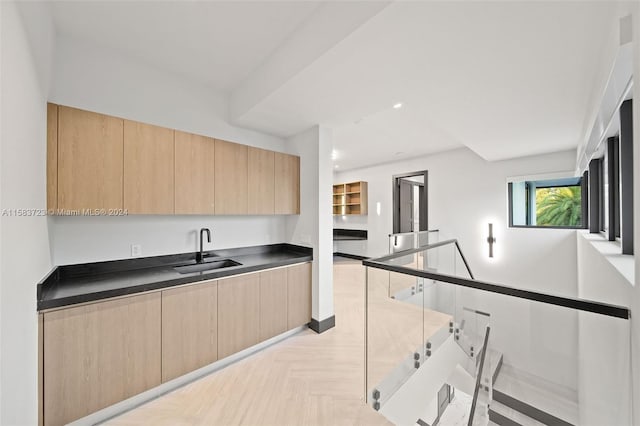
[487,223,496,258]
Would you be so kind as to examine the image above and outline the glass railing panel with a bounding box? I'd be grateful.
[388,230,439,254]
[376,240,472,281]
[454,286,631,425]
[366,267,425,410]
[387,251,420,300]
[468,325,492,426]
[365,238,632,425]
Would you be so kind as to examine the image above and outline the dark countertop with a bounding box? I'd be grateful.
[333,228,367,241]
[38,243,313,311]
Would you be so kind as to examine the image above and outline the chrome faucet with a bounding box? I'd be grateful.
[196,228,211,263]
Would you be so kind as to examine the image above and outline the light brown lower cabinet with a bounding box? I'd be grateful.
[43,293,161,426]
[161,280,218,382]
[40,262,311,425]
[287,262,313,329]
[259,268,288,341]
[217,273,261,358]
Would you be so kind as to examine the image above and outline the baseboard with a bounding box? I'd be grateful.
[310,315,335,333]
[333,252,368,261]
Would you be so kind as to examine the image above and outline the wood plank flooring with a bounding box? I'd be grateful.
[106,259,446,426]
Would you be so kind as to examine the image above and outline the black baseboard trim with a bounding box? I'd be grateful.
[310,315,335,333]
[333,252,368,261]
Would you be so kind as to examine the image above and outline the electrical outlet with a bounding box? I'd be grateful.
[131,244,142,257]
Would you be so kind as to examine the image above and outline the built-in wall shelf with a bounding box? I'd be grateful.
[332,181,368,215]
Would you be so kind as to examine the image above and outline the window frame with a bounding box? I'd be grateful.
[508,177,587,230]
[587,100,633,254]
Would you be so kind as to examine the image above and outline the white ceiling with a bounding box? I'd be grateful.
[51,1,322,92]
[50,1,627,171]
[232,1,621,169]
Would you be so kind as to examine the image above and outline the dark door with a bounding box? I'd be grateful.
[392,170,428,234]
[399,179,414,233]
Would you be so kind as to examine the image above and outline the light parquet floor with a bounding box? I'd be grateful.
[105,259,446,426]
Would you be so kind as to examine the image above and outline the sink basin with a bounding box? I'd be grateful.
[174,259,241,274]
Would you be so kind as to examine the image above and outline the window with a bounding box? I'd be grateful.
[587,99,633,254]
[508,177,586,228]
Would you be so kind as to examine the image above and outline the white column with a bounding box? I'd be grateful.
[285,125,335,325]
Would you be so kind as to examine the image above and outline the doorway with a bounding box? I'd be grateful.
[392,170,428,234]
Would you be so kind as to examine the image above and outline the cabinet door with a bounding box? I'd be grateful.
[47,103,58,211]
[287,262,312,329]
[214,139,248,215]
[217,273,260,358]
[43,293,161,426]
[248,147,275,215]
[275,152,300,214]
[259,268,288,341]
[57,106,124,210]
[161,280,218,382]
[124,120,174,214]
[174,131,216,214]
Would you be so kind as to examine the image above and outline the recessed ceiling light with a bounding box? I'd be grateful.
[393,102,403,109]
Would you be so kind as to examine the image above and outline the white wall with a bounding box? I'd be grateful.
[48,34,292,264]
[335,147,579,389]
[334,148,578,295]
[632,5,640,424]
[0,2,54,424]
[51,215,286,265]
[576,232,632,425]
[285,126,334,322]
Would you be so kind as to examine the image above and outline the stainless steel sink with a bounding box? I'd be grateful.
[174,259,241,274]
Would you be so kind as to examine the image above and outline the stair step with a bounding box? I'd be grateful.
[493,390,574,426]
[493,364,577,425]
[489,399,545,426]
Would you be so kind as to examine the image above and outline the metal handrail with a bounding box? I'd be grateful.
[388,229,440,237]
[378,238,475,279]
[363,239,630,319]
[468,326,491,426]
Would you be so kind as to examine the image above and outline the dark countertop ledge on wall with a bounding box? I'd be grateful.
[37,243,313,311]
[333,228,367,241]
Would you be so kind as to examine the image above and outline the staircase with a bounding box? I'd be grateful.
[488,365,578,426]
[366,235,630,426]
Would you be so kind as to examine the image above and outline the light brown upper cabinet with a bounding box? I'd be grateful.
[332,181,368,215]
[214,139,248,215]
[174,131,216,214]
[275,153,300,214]
[47,104,300,216]
[248,147,275,215]
[124,121,175,214]
[57,105,124,210]
[47,104,58,211]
